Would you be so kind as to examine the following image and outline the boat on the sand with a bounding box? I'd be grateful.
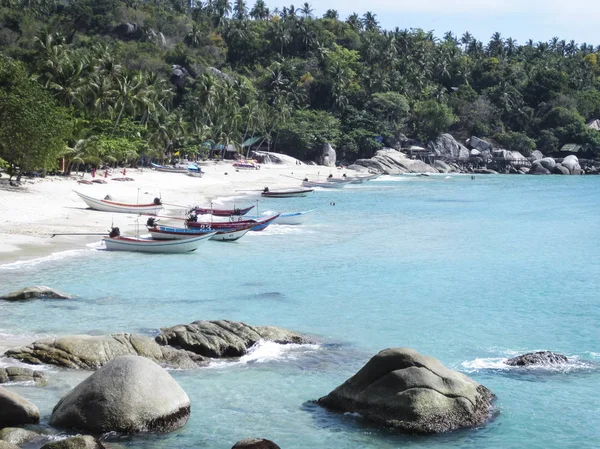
[302,179,352,188]
[193,205,255,216]
[187,214,280,232]
[261,187,314,198]
[147,224,253,242]
[103,228,214,253]
[74,191,163,215]
[151,163,189,174]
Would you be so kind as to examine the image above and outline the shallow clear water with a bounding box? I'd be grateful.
[1,174,599,448]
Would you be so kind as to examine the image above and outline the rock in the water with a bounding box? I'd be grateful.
[353,149,438,175]
[317,143,336,167]
[232,438,281,449]
[474,168,498,174]
[561,155,582,174]
[505,351,568,367]
[4,333,205,369]
[0,386,40,427]
[317,348,495,434]
[155,320,310,358]
[428,134,470,160]
[539,157,556,171]
[553,164,570,175]
[0,366,47,384]
[469,136,493,153]
[0,428,41,445]
[41,436,106,449]
[50,355,190,433]
[528,161,551,175]
[1,286,71,301]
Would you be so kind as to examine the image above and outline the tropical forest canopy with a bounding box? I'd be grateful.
[1,0,600,175]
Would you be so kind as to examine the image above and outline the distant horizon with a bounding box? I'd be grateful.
[247,1,599,47]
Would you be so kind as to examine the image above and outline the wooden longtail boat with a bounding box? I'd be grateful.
[74,191,163,215]
[151,163,189,173]
[102,228,214,253]
[301,179,352,188]
[261,187,314,198]
[147,224,253,242]
[186,214,280,232]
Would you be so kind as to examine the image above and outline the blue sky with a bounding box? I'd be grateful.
[252,1,599,46]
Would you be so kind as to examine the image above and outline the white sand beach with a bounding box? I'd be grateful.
[0,160,340,264]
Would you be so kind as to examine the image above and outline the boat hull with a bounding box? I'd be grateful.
[261,189,314,198]
[187,214,280,231]
[103,233,214,253]
[148,225,251,242]
[75,191,163,215]
[302,180,351,188]
[194,205,254,216]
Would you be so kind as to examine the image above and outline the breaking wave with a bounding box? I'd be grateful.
[207,340,321,369]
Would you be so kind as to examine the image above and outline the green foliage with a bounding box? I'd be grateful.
[0,56,72,178]
[275,109,340,159]
[495,131,536,156]
[411,100,457,142]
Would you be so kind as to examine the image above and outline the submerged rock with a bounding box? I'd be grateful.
[50,356,190,433]
[505,351,568,367]
[4,333,205,369]
[41,436,106,449]
[0,386,40,427]
[232,439,281,449]
[1,286,71,301]
[317,348,495,434]
[155,320,310,358]
[0,366,46,384]
[0,428,41,445]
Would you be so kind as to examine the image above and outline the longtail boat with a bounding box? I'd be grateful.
[187,214,280,232]
[74,191,163,215]
[302,179,352,189]
[193,205,254,216]
[147,224,253,242]
[151,163,189,173]
[102,228,214,253]
[261,187,314,198]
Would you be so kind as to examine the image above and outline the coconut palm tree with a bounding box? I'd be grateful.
[232,0,247,20]
[362,11,379,32]
[323,9,338,20]
[299,2,312,18]
[346,13,362,32]
[250,0,268,19]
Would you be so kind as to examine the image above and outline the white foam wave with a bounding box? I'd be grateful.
[0,248,92,270]
[461,354,597,373]
[461,357,511,372]
[207,340,320,369]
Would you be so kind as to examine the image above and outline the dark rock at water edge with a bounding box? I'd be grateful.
[4,333,205,370]
[41,436,106,449]
[0,386,40,427]
[553,164,570,175]
[505,351,568,367]
[1,286,71,301]
[528,161,551,175]
[155,320,311,358]
[50,355,190,433]
[317,348,495,434]
[0,428,41,446]
[0,366,46,384]
[232,438,281,449]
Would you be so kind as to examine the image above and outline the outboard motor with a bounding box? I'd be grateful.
[263,187,269,193]
[153,197,162,205]
[108,227,120,238]
[188,214,198,223]
[146,217,156,227]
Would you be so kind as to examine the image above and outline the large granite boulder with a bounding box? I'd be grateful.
[317,144,336,167]
[155,320,310,358]
[433,160,454,173]
[232,439,280,449]
[428,134,470,161]
[561,155,582,174]
[114,22,138,39]
[469,136,493,153]
[170,65,190,88]
[0,366,46,384]
[4,333,205,369]
[1,286,71,301]
[41,436,106,449]
[0,386,40,427]
[553,164,570,175]
[50,356,190,433]
[353,149,438,175]
[528,161,551,175]
[531,150,544,161]
[505,351,568,367]
[0,428,41,445]
[317,348,495,434]
[539,157,556,171]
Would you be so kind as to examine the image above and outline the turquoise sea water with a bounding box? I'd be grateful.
[1,174,599,449]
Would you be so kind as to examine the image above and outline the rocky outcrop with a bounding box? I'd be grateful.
[553,164,570,175]
[317,348,495,434]
[474,168,498,174]
[561,155,583,174]
[50,356,190,433]
[428,134,470,160]
[0,366,46,384]
[531,150,544,161]
[0,386,40,427]
[1,286,71,301]
[528,161,551,175]
[353,149,438,175]
[317,144,336,167]
[4,333,205,370]
[114,22,138,39]
[469,136,493,153]
[539,157,556,171]
[0,428,41,446]
[41,436,106,449]
[155,320,311,358]
[232,439,281,449]
[505,351,568,367]
[433,160,455,173]
[170,65,190,88]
